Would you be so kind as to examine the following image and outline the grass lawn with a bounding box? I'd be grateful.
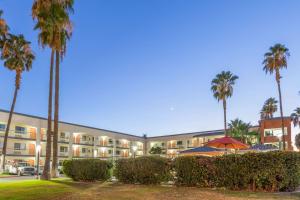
[0,179,299,200]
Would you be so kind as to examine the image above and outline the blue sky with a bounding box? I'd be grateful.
[0,0,299,136]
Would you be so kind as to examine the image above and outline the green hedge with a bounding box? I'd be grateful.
[63,159,112,181]
[114,156,171,184]
[174,151,300,192]
[174,156,216,187]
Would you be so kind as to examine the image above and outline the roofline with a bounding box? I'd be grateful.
[0,109,144,139]
[0,109,267,140]
[259,117,291,122]
[147,129,224,139]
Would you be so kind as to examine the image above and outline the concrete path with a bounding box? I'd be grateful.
[0,175,37,183]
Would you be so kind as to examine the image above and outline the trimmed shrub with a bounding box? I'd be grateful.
[173,151,300,192]
[114,156,171,184]
[174,156,216,187]
[63,159,112,181]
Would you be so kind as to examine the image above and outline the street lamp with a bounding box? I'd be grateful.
[36,145,41,179]
[132,146,137,158]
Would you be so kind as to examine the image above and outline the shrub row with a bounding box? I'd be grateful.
[62,152,300,192]
[174,151,300,192]
[63,159,112,181]
[114,156,171,184]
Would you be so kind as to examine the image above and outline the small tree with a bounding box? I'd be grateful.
[149,146,162,155]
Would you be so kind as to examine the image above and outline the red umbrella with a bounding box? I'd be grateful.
[205,136,249,150]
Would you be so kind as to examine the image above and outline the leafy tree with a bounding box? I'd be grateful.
[228,118,259,145]
[260,97,278,119]
[1,34,34,171]
[211,71,238,136]
[263,43,290,150]
[149,146,163,155]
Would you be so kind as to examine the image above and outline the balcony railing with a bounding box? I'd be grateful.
[6,149,34,156]
[99,141,114,147]
[116,144,130,149]
[59,152,69,157]
[59,137,70,143]
[76,140,94,145]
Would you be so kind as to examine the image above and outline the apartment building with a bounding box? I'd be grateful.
[0,110,145,167]
[259,117,297,150]
[0,109,298,167]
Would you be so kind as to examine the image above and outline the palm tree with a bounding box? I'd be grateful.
[260,97,278,119]
[211,71,238,136]
[1,34,35,171]
[291,108,300,127]
[228,118,250,143]
[0,10,9,37]
[52,1,73,178]
[32,0,73,179]
[263,44,290,150]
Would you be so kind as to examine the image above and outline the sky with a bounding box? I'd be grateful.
[0,0,299,137]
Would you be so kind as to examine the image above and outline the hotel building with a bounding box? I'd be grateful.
[0,109,298,167]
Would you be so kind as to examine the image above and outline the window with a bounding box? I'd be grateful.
[15,126,26,134]
[60,146,68,153]
[177,141,183,145]
[264,128,288,137]
[116,150,120,155]
[82,148,86,153]
[108,139,113,144]
[161,143,165,146]
[108,149,112,154]
[0,124,5,131]
[14,143,26,150]
[60,132,66,138]
[116,140,120,145]
[82,136,87,141]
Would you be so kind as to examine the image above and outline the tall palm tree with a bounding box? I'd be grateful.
[32,0,73,179]
[263,44,290,150]
[211,71,238,136]
[1,34,34,171]
[260,97,278,119]
[52,1,73,178]
[291,108,300,127]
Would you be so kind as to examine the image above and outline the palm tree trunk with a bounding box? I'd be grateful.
[223,99,227,137]
[41,49,54,180]
[1,82,19,171]
[277,78,286,150]
[51,50,59,178]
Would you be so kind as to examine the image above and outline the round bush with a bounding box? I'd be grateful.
[114,156,171,184]
[63,159,112,181]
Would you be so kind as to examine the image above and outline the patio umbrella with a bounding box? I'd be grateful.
[205,136,249,150]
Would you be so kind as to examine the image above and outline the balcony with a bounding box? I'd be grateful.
[99,140,114,147]
[6,149,35,156]
[59,152,69,157]
[78,140,94,146]
[116,144,130,149]
[59,137,70,143]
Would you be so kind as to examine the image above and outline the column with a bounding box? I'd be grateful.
[68,132,73,159]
